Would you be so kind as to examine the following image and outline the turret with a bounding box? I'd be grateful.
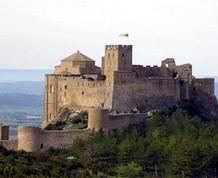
[18,126,40,152]
[88,108,109,131]
[0,124,9,140]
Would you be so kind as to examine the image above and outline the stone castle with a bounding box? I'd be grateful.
[1,44,217,152]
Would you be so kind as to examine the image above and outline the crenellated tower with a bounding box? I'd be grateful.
[102,45,132,81]
[101,45,133,109]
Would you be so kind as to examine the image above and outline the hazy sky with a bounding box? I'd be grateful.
[0,0,218,76]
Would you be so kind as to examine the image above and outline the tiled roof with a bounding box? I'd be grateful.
[61,51,94,62]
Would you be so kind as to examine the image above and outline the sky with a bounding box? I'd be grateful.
[0,0,218,76]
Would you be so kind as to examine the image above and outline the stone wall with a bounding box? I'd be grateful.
[161,58,176,70]
[112,77,180,112]
[43,74,109,128]
[17,126,91,152]
[56,76,106,109]
[2,108,148,152]
[132,65,174,79]
[39,129,90,151]
[192,78,214,97]
[1,139,18,150]
[107,113,147,131]
[88,108,147,131]
[175,64,192,84]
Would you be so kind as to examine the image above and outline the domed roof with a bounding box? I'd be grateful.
[61,51,94,62]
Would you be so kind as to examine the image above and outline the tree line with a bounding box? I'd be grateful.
[1,112,218,177]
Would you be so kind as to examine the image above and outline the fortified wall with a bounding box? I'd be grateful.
[0,108,147,152]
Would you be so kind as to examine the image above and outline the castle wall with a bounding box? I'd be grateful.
[88,108,147,131]
[2,108,148,152]
[111,71,136,111]
[43,75,59,128]
[56,76,106,109]
[1,139,18,150]
[112,77,180,112]
[179,80,190,100]
[175,64,192,84]
[39,129,90,151]
[192,78,214,97]
[106,113,147,131]
[43,74,111,128]
[16,126,91,152]
[132,65,174,79]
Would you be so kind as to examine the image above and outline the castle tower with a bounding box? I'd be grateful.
[18,126,40,152]
[88,108,109,131]
[0,124,9,140]
[102,45,133,79]
[101,45,133,110]
[43,74,58,128]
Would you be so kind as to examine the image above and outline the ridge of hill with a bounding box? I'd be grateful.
[0,69,52,82]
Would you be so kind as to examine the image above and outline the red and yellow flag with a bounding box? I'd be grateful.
[119,33,129,37]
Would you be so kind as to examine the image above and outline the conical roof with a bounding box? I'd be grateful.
[61,51,94,62]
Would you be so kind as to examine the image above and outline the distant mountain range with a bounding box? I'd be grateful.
[0,93,43,107]
[0,69,52,82]
[0,81,44,95]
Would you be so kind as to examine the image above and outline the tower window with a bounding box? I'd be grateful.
[65,85,67,89]
[50,85,54,93]
[82,91,84,95]
[122,53,125,57]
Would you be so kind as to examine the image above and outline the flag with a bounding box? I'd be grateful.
[119,33,129,37]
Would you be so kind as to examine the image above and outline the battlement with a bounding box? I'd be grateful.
[105,45,132,49]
